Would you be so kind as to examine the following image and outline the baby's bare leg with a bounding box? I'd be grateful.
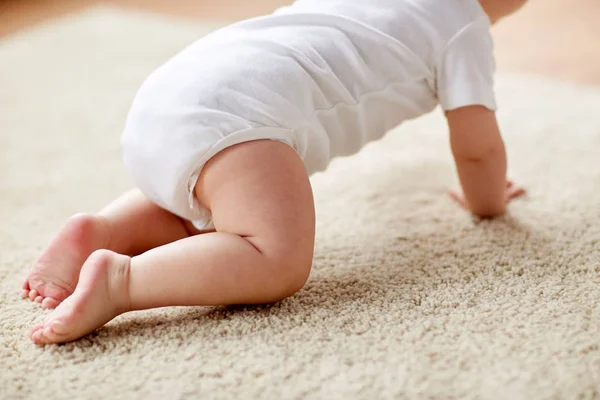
[30,140,315,344]
[98,189,199,256]
[23,190,195,309]
[129,141,316,308]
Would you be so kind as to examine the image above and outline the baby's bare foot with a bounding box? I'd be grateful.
[23,214,109,309]
[30,250,131,345]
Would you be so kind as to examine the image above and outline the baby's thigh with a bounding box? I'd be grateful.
[194,139,316,266]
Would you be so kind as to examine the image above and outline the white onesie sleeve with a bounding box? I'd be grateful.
[435,17,497,111]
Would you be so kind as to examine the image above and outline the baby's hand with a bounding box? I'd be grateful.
[448,180,525,215]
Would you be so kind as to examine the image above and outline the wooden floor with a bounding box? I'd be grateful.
[1,0,599,86]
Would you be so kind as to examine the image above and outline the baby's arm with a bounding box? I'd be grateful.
[446,105,524,217]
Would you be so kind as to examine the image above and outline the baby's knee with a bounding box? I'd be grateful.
[279,259,312,300]
[262,244,313,301]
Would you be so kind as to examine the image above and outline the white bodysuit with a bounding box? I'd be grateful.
[121,0,497,230]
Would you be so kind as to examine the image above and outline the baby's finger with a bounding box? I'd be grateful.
[448,190,468,209]
[448,190,461,203]
[506,186,526,202]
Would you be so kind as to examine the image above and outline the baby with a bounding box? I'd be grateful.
[23,0,526,344]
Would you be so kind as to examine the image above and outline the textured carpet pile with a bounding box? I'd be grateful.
[1,7,599,399]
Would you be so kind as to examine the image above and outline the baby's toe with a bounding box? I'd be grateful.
[42,297,60,310]
[31,322,68,345]
[21,289,30,299]
[34,296,44,304]
[30,324,45,343]
[28,290,39,301]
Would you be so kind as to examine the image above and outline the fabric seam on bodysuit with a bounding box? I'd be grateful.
[431,16,489,73]
[185,125,299,206]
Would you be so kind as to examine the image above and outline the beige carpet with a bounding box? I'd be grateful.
[1,6,599,399]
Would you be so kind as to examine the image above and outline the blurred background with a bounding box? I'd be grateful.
[1,0,599,86]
